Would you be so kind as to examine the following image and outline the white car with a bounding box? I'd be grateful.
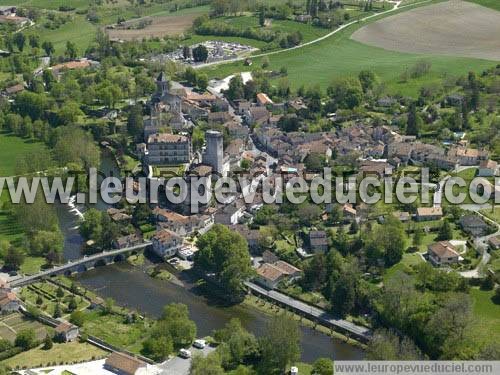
[290,366,298,375]
[193,339,206,349]
[179,348,192,358]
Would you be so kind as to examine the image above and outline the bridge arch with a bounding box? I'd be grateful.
[114,254,125,263]
[94,259,107,268]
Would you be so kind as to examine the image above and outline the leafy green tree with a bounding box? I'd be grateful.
[157,303,197,348]
[190,352,224,375]
[259,6,265,27]
[70,310,85,327]
[141,335,173,361]
[3,246,24,270]
[366,329,422,360]
[13,33,26,52]
[437,220,453,241]
[259,314,301,374]
[42,41,55,56]
[311,357,333,375]
[65,41,78,59]
[56,287,64,298]
[327,78,363,109]
[15,328,37,350]
[104,297,115,314]
[127,105,144,138]
[413,230,423,248]
[43,334,53,350]
[195,224,252,300]
[358,70,377,93]
[406,102,420,136]
[214,318,258,370]
[68,296,78,311]
[225,75,244,101]
[192,45,208,62]
[197,73,209,91]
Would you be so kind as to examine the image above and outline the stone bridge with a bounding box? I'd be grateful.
[10,241,151,288]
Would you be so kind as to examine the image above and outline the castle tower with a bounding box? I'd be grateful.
[203,130,223,175]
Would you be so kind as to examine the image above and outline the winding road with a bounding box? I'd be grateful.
[194,1,434,69]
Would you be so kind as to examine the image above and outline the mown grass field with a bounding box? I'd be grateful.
[4,341,107,369]
[0,132,49,177]
[201,1,496,97]
[470,287,500,346]
[466,0,500,11]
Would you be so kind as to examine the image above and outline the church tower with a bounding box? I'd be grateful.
[156,71,169,96]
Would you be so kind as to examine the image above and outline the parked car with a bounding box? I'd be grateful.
[193,339,206,349]
[179,348,192,358]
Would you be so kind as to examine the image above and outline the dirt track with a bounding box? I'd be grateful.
[351,0,500,61]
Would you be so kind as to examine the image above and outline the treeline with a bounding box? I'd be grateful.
[193,15,303,48]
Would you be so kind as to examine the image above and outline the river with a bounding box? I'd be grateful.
[55,151,364,362]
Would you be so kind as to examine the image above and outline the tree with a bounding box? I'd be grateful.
[358,70,377,93]
[304,152,324,171]
[259,6,265,27]
[311,358,333,375]
[157,303,197,348]
[104,297,115,314]
[3,246,24,270]
[330,271,357,317]
[68,296,78,311]
[15,328,37,351]
[406,102,420,136]
[141,335,173,362]
[42,41,55,56]
[327,78,363,109]
[56,287,64,298]
[197,73,209,91]
[194,224,252,300]
[70,310,85,327]
[192,45,208,62]
[259,314,301,374]
[127,104,144,138]
[43,334,53,350]
[190,352,225,375]
[29,35,40,49]
[366,329,422,360]
[13,33,26,52]
[413,230,423,248]
[65,41,78,59]
[225,75,244,101]
[437,220,453,241]
[214,319,258,370]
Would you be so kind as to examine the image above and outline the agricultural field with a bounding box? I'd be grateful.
[0,312,48,343]
[106,12,204,41]
[351,0,500,61]
[201,1,496,96]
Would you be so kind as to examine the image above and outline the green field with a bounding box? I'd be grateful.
[4,341,107,368]
[0,0,90,10]
[0,312,48,343]
[201,1,496,97]
[0,133,50,177]
[470,288,500,346]
[466,0,500,11]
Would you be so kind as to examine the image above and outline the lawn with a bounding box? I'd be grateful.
[81,310,152,354]
[383,252,424,281]
[0,132,50,177]
[4,341,107,369]
[479,206,500,225]
[466,0,500,11]
[470,287,500,346]
[201,0,496,97]
[19,256,47,275]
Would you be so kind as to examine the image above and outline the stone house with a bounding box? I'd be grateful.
[55,321,79,342]
[151,229,183,259]
[427,241,462,266]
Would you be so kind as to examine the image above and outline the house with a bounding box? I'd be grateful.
[427,241,462,266]
[449,146,488,166]
[2,83,24,97]
[392,211,411,222]
[0,6,16,16]
[104,352,148,375]
[107,208,132,222]
[488,235,500,249]
[342,203,357,220]
[231,225,260,251]
[309,230,328,253]
[0,290,19,314]
[478,160,498,177]
[113,234,143,249]
[154,207,213,236]
[215,201,245,225]
[416,207,443,222]
[256,93,273,106]
[246,106,270,125]
[295,14,312,23]
[208,111,233,125]
[49,59,98,79]
[151,229,183,259]
[262,250,279,264]
[55,321,79,342]
[459,215,490,237]
[255,260,302,289]
[255,263,286,289]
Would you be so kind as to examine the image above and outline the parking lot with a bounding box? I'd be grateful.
[157,344,216,375]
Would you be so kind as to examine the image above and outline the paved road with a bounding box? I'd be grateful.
[193,1,434,69]
[157,345,216,375]
[245,281,371,341]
